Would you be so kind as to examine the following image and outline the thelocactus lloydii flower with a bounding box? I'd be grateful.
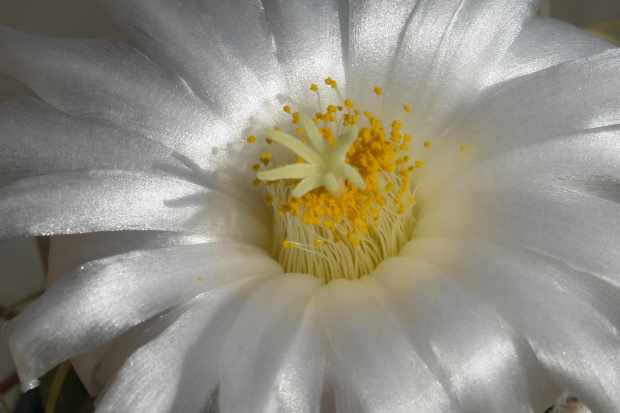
[1,0,620,412]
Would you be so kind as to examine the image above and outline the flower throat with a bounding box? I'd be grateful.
[250,78,428,282]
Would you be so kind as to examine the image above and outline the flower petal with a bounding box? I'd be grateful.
[0,27,215,142]
[366,256,559,412]
[96,278,265,413]
[403,238,620,412]
[2,242,282,390]
[0,97,181,184]
[346,0,415,107]
[387,0,542,133]
[47,232,211,286]
[427,127,620,198]
[0,26,264,191]
[262,0,346,99]
[219,273,324,413]
[315,278,457,412]
[420,49,620,200]
[486,17,616,86]
[99,0,284,118]
[0,170,269,245]
[417,183,620,288]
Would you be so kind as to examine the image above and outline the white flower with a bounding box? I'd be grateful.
[1,1,620,412]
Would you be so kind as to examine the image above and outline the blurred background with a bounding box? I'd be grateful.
[0,0,618,412]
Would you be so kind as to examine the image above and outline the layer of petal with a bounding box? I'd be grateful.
[366,256,558,412]
[403,238,620,412]
[2,242,282,390]
[0,170,269,245]
[96,278,265,413]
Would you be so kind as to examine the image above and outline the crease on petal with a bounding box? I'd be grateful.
[366,256,559,412]
[0,97,182,185]
[386,0,542,135]
[219,273,324,413]
[316,278,457,413]
[96,276,267,413]
[99,0,284,119]
[485,17,616,87]
[261,0,346,101]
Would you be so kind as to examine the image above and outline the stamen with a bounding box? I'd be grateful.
[251,79,423,281]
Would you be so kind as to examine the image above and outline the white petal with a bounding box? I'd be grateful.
[427,128,620,199]
[346,0,415,107]
[0,28,268,200]
[262,0,346,100]
[96,277,266,413]
[219,273,324,413]
[404,238,620,412]
[366,256,559,413]
[315,278,457,412]
[387,0,541,134]
[0,27,225,157]
[0,97,180,183]
[486,17,616,86]
[420,49,620,200]
[47,231,212,286]
[99,0,284,119]
[70,312,161,396]
[2,242,282,390]
[416,183,620,287]
[0,171,270,246]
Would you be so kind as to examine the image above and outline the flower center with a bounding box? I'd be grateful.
[250,79,429,282]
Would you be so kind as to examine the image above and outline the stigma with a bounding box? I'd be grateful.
[250,79,428,282]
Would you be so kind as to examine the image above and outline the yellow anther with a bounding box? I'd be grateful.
[374,86,383,95]
[295,127,304,134]
[424,141,431,148]
[344,99,354,108]
[252,164,260,172]
[310,84,318,92]
[407,197,415,204]
[259,153,272,166]
[282,240,289,248]
[266,138,273,144]
[253,178,261,186]
[403,104,411,113]
[283,105,291,113]
[314,239,323,247]
[265,194,274,205]
[415,161,424,168]
[247,135,256,143]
